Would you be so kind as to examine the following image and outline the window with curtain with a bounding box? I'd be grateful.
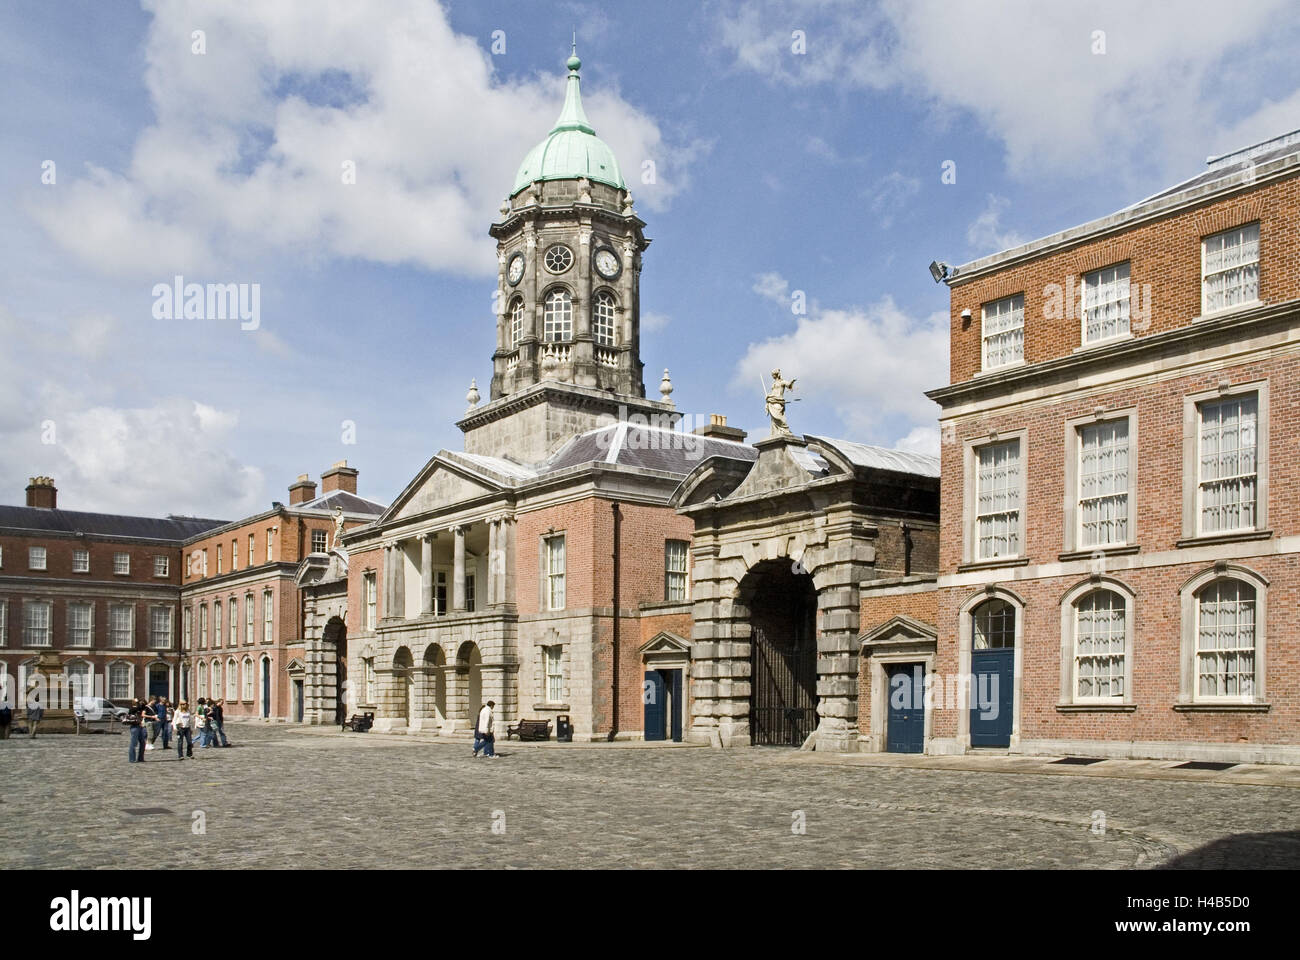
[981,294,1024,369]
[1202,223,1259,314]
[976,440,1021,559]
[1196,580,1256,698]
[1198,395,1258,534]
[1078,419,1129,546]
[1075,590,1125,699]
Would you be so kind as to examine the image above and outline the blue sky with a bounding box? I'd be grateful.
[3,0,1299,518]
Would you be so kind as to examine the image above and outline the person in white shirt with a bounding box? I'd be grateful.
[173,702,194,760]
[473,700,497,758]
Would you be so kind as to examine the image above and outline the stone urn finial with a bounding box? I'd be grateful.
[622,191,635,216]
[659,368,674,404]
[541,350,559,378]
[466,378,481,411]
[499,197,511,218]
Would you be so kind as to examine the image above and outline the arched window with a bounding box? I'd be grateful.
[65,660,91,700]
[226,658,238,700]
[509,298,524,348]
[1074,589,1126,699]
[211,659,221,699]
[197,661,207,699]
[242,658,255,702]
[543,290,572,342]
[1196,579,1256,698]
[972,598,1015,649]
[593,291,616,346]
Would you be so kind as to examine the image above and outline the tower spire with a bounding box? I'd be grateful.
[553,40,593,135]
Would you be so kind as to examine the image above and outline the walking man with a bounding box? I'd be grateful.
[473,700,497,758]
[126,699,148,762]
[158,698,172,751]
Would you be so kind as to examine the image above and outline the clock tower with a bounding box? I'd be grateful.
[459,48,675,461]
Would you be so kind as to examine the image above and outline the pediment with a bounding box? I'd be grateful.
[859,615,938,648]
[639,630,691,657]
[382,455,503,523]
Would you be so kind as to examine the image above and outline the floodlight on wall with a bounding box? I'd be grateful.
[928,260,950,283]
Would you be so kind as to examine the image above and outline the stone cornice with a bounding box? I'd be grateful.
[457,380,674,433]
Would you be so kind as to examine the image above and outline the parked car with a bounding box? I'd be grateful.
[73,697,128,722]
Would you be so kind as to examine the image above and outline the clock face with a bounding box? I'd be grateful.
[507,252,525,285]
[543,244,574,274]
[594,247,621,279]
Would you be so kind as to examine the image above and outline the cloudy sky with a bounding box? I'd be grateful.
[3,0,1298,518]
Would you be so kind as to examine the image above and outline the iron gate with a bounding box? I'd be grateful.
[750,625,818,746]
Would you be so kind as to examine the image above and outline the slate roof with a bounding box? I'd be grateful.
[292,490,387,516]
[0,505,228,541]
[542,423,758,476]
[810,437,940,479]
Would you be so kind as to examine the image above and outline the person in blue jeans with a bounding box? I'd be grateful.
[126,699,149,762]
[193,698,210,748]
[210,699,229,747]
[157,698,172,751]
[174,702,194,760]
[472,700,497,758]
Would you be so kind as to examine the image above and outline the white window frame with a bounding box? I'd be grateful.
[226,657,238,700]
[1201,222,1260,317]
[211,659,221,700]
[263,589,274,643]
[1059,580,1135,706]
[242,658,255,701]
[245,592,254,644]
[510,297,524,348]
[67,601,93,648]
[311,529,328,554]
[964,433,1026,563]
[543,534,566,611]
[229,597,238,646]
[108,603,134,649]
[108,661,133,700]
[1063,412,1136,552]
[212,599,223,648]
[197,660,208,699]
[665,540,689,602]
[545,645,564,703]
[216,545,222,574]
[199,603,208,649]
[980,293,1025,371]
[249,533,256,566]
[1182,382,1268,541]
[73,549,90,573]
[150,606,173,649]
[1179,566,1268,706]
[364,572,377,631]
[266,529,274,563]
[154,555,169,578]
[364,657,376,705]
[23,599,52,646]
[543,289,573,342]
[0,599,7,646]
[593,291,616,346]
[231,541,238,569]
[29,546,47,571]
[113,552,130,575]
[183,607,192,650]
[1080,261,1131,344]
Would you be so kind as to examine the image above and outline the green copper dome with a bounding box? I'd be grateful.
[512,53,625,195]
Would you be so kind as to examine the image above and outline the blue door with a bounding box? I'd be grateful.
[886,663,925,754]
[969,649,1014,746]
[644,671,666,741]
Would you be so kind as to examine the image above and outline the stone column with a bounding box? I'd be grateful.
[393,542,406,620]
[811,511,874,753]
[452,525,466,612]
[501,517,516,606]
[421,534,434,616]
[383,546,393,619]
[487,520,499,607]
[687,539,753,747]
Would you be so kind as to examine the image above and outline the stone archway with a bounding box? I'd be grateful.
[420,643,448,731]
[392,647,414,727]
[322,616,348,725]
[454,641,483,728]
[738,560,819,747]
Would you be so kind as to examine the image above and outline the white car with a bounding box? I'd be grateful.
[73,697,128,723]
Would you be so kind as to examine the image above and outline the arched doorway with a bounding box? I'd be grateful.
[393,647,414,726]
[742,560,818,747]
[322,617,348,724]
[260,657,271,718]
[423,644,447,726]
[968,597,1016,747]
[148,662,170,699]
[457,642,482,723]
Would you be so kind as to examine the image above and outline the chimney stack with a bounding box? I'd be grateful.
[25,476,57,509]
[320,460,358,495]
[288,473,318,505]
[693,414,747,442]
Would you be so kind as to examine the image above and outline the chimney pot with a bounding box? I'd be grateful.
[694,414,747,443]
[321,461,359,495]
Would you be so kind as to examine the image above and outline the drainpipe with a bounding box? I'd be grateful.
[608,501,621,742]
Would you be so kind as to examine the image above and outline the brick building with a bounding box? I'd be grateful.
[910,130,1300,763]
[179,461,384,721]
[0,477,226,707]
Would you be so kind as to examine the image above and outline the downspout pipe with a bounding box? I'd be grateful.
[608,501,621,741]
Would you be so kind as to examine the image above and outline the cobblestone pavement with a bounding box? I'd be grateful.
[2,723,1297,869]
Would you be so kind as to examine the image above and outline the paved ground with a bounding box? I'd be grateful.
[2,722,1297,869]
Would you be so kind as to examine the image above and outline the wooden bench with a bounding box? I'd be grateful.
[506,719,552,741]
[342,712,375,733]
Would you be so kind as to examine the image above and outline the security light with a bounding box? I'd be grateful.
[929,260,949,283]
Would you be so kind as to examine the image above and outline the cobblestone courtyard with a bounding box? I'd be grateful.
[2,723,1297,869]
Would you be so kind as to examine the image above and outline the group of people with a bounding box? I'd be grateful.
[124,695,231,762]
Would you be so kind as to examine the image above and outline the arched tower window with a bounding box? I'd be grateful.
[544,290,572,342]
[593,291,616,346]
[509,297,524,348]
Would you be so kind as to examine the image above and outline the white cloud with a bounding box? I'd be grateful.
[752,271,791,305]
[23,0,691,280]
[895,425,940,458]
[733,295,947,440]
[868,171,920,228]
[716,0,1298,179]
[642,311,671,332]
[966,194,1027,254]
